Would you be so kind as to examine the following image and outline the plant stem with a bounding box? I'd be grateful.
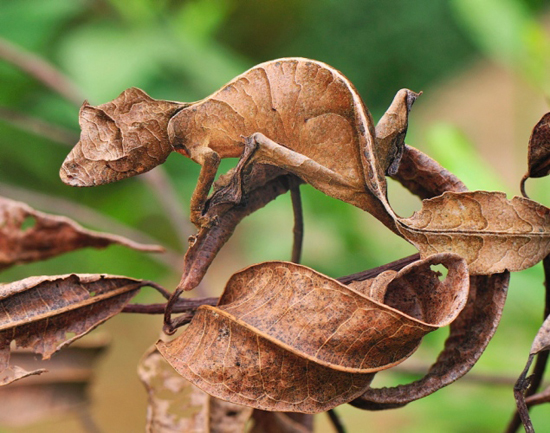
[0,36,85,105]
[290,184,304,264]
[506,254,550,433]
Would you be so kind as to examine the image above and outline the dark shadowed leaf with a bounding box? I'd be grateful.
[0,196,163,270]
[249,411,311,433]
[521,112,550,196]
[392,144,468,200]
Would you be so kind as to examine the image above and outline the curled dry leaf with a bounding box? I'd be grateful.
[351,271,509,409]
[350,146,512,409]
[529,313,550,356]
[0,196,163,270]
[0,365,46,387]
[138,347,252,433]
[521,112,550,196]
[0,273,146,383]
[391,144,468,200]
[158,254,468,413]
[173,169,302,295]
[396,191,550,274]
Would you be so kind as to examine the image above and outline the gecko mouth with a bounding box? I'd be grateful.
[59,160,97,187]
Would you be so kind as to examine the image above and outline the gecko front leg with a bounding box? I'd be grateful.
[188,146,221,228]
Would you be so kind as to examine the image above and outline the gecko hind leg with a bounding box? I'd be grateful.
[206,135,260,209]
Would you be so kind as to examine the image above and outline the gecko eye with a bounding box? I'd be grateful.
[173,142,190,157]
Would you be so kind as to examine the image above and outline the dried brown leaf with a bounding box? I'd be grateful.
[138,346,253,433]
[60,88,184,186]
[0,274,146,381]
[521,112,550,195]
[349,145,512,409]
[351,271,509,409]
[529,313,550,356]
[0,196,163,270]
[392,144,468,199]
[0,365,46,387]
[397,191,550,274]
[158,254,468,413]
[173,169,301,295]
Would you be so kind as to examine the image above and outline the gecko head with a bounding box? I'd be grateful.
[60,88,186,187]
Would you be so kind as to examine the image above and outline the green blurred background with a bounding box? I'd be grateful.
[1,0,550,431]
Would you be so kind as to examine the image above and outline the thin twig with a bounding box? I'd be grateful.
[290,184,303,263]
[525,384,550,406]
[142,170,194,253]
[337,253,420,284]
[0,36,85,105]
[123,297,218,314]
[327,409,346,433]
[288,184,314,431]
[142,281,172,300]
[506,254,550,433]
[520,174,530,199]
[0,106,79,145]
[508,354,536,433]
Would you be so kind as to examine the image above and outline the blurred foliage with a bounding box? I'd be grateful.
[452,0,550,97]
[220,0,478,115]
[1,0,550,432]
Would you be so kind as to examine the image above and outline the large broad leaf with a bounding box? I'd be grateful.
[397,191,550,274]
[0,274,148,385]
[158,254,468,413]
[0,196,163,270]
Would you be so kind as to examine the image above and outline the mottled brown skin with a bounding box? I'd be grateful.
[60,58,417,232]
